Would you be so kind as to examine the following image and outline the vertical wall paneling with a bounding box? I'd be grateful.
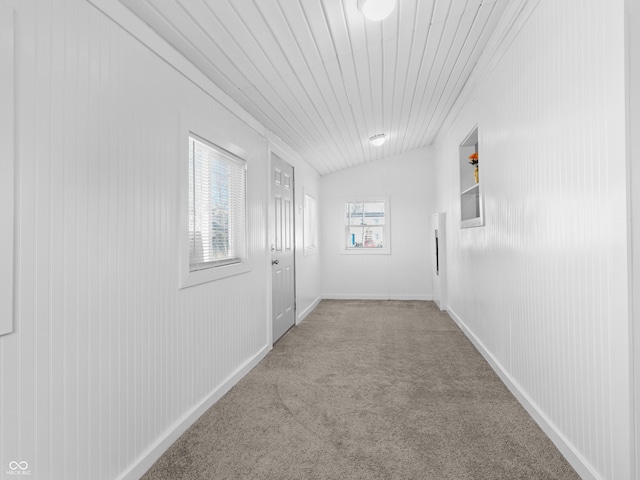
[0,1,317,479]
[321,147,435,300]
[0,1,14,337]
[433,0,630,478]
[0,5,16,480]
[628,0,640,475]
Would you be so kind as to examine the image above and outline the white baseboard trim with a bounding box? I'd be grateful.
[446,307,601,480]
[118,343,271,480]
[323,293,433,301]
[297,296,322,324]
[390,294,433,301]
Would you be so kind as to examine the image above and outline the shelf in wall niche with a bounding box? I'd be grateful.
[459,125,484,228]
[461,183,479,196]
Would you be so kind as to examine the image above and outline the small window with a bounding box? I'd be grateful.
[179,129,250,289]
[304,193,318,255]
[342,198,390,255]
[189,134,246,271]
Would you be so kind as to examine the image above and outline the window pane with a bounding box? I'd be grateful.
[346,202,364,225]
[364,202,385,225]
[346,202,385,226]
[347,225,384,248]
[343,198,389,254]
[189,136,246,271]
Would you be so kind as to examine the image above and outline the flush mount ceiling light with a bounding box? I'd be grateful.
[357,0,396,21]
[369,133,386,146]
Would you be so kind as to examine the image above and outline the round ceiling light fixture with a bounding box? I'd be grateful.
[357,0,396,21]
[369,133,386,146]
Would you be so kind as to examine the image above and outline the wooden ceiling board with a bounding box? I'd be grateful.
[305,65,361,164]
[381,36,397,159]
[279,3,325,70]
[352,48,377,136]
[401,19,448,151]
[323,0,354,58]
[299,1,337,64]
[170,2,263,91]
[417,2,501,145]
[421,8,482,132]
[118,0,520,175]
[415,0,506,147]
[417,9,466,141]
[277,74,350,168]
[125,0,253,93]
[254,2,308,76]
[368,41,384,135]
[320,57,367,166]
[223,2,291,79]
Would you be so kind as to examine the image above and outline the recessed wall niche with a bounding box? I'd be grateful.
[459,125,484,228]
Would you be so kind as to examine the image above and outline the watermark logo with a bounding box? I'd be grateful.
[6,461,31,476]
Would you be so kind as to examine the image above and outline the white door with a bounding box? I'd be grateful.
[271,154,295,343]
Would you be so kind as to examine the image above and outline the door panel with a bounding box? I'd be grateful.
[272,154,295,343]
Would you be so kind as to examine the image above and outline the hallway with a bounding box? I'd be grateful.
[142,301,578,480]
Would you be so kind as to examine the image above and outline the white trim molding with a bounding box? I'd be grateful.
[87,0,266,137]
[297,295,322,324]
[447,307,601,480]
[323,294,433,301]
[118,344,271,480]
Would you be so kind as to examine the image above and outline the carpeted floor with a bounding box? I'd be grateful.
[141,300,580,480]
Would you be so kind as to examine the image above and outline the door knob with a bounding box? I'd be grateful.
[272,259,279,265]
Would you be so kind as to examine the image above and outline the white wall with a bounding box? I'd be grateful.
[0,1,320,479]
[432,0,630,479]
[628,0,640,474]
[321,147,435,300]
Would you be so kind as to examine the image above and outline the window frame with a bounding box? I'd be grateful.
[303,191,318,256]
[179,114,251,288]
[341,196,390,255]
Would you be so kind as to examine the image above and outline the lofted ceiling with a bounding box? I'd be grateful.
[119,0,511,175]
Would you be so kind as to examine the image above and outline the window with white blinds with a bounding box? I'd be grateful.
[189,134,246,271]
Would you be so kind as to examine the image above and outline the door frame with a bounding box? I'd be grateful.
[267,138,298,346]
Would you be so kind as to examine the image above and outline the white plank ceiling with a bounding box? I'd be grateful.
[119,0,511,175]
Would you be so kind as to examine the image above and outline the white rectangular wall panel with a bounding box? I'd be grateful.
[0,2,14,336]
[432,0,630,478]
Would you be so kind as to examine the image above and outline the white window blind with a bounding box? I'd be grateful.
[189,134,246,271]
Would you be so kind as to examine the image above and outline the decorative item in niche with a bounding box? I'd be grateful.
[468,152,479,184]
[459,125,483,227]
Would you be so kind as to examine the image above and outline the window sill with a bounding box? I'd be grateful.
[179,261,251,289]
[341,247,390,255]
[304,246,318,256]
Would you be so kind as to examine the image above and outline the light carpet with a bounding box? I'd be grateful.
[141,300,580,480]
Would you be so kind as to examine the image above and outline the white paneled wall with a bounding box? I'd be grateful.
[433,0,630,479]
[0,1,320,479]
[630,0,640,473]
[321,147,435,300]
